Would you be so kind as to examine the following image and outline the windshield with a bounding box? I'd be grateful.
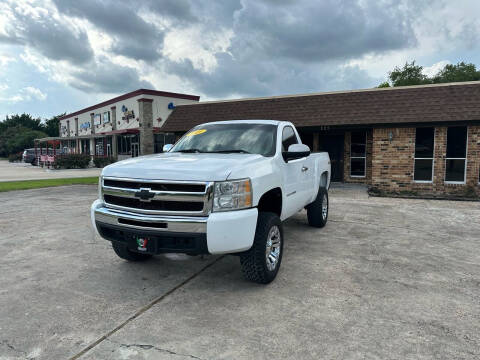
[170,123,277,156]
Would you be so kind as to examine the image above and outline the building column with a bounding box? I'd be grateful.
[112,134,118,158]
[111,106,117,130]
[90,113,95,135]
[138,98,154,155]
[90,138,95,156]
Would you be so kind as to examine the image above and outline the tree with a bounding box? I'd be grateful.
[388,61,430,87]
[0,126,47,157]
[378,60,480,89]
[432,62,480,83]
[43,113,65,137]
[0,113,43,133]
[377,81,391,88]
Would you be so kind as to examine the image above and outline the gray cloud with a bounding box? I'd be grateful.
[3,0,477,101]
[230,0,416,63]
[53,0,164,62]
[165,0,416,97]
[0,6,94,64]
[166,54,379,98]
[146,0,198,23]
[70,59,154,93]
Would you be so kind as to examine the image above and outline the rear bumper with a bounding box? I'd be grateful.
[91,200,258,255]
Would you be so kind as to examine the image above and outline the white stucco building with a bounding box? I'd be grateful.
[56,89,199,160]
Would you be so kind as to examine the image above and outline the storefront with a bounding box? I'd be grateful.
[50,89,200,159]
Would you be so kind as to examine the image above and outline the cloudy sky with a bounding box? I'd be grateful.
[1,0,479,120]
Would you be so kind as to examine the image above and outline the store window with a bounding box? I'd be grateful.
[117,134,139,155]
[350,131,366,177]
[445,126,467,183]
[103,111,110,123]
[414,127,435,182]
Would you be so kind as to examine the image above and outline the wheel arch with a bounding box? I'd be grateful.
[319,171,329,189]
[257,187,283,217]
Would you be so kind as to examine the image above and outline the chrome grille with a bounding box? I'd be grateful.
[102,177,213,216]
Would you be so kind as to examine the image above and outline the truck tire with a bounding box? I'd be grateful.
[111,241,152,261]
[240,212,283,284]
[307,187,328,228]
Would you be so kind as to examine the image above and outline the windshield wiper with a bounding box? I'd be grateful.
[176,149,203,153]
[207,149,251,154]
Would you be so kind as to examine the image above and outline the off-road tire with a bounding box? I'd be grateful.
[111,241,152,261]
[240,212,283,284]
[307,187,328,228]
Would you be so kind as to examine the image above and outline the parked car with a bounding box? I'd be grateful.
[22,149,37,164]
[91,120,331,283]
[24,148,63,165]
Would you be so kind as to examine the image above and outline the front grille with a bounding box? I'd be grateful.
[104,195,204,212]
[102,177,212,215]
[103,179,205,192]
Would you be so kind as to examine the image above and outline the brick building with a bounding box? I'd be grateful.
[162,81,480,196]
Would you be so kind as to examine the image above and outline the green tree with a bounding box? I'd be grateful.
[0,113,43,133]
[389,61,430,87]
[377,81,391,88]
[0,126,47,157]
[432,62,480,83]
[43,113,65,137]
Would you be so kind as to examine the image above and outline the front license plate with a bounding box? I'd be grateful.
[135,236,150,251]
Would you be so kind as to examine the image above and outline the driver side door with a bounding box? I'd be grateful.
[281,126,305,218]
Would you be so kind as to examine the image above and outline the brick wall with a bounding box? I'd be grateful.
[371,125,480,196]
[343,130,373,184]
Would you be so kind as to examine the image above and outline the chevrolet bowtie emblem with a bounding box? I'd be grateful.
[135,188,155,202]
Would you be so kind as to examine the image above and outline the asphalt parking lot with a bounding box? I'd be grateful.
[0,184,479,359]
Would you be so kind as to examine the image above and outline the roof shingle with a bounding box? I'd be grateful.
[162,82,480,132]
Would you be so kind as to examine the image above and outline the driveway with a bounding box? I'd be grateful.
[0,184,479,359]
[0,160,101,182]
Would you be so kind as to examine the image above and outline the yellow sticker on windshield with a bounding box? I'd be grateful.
[186,129,207,136]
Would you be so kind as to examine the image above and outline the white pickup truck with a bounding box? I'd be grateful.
[91,120,331,283]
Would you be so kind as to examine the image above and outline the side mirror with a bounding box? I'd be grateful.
[282,143,310,162]
[163,144,173,152]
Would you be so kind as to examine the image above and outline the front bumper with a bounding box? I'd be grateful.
[91,200,258,255]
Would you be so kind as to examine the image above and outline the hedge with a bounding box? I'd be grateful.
[93,156,116,168]
[54,154,91,169]
[8,152,22,162]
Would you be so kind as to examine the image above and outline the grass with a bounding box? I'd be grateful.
[0,177,99,192]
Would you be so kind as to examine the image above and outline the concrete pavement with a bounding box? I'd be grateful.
[0,160,101,182]
[0,184,479,359]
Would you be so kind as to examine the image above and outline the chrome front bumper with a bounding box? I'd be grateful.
[94,205,207,233]
[91,199,258,255]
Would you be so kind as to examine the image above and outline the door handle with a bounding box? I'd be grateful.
[302,166,309,172]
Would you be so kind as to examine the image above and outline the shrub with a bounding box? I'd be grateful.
[54,154,91,169]
[93,156,116,168]
[8,152,22,162]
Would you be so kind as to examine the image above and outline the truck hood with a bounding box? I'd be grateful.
[102,152,268,181]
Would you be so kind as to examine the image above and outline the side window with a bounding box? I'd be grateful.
[350,131,366,177]
[414,127,435,182]
[282,126,298,151]
[445,126,467,183]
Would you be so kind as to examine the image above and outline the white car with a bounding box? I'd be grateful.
[91,120,331,283]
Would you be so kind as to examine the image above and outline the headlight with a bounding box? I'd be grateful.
[213,178,252,212]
